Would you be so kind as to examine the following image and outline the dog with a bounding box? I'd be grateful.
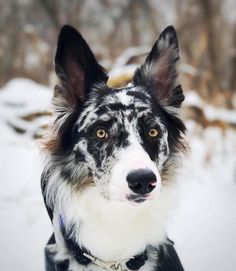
[41,24,187,271]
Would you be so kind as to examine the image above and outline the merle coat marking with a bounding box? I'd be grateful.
[41,25,187,271]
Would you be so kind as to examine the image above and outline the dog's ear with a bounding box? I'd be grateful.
[133,26,184,111]
[55,25,108,106]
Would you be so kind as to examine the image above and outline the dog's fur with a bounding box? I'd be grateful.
[41,25,187,271]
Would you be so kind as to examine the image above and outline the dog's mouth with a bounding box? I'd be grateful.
[127,194,149,203]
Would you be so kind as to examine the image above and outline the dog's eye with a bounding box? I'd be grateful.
[148,128,159,138]
[96,128,108,139]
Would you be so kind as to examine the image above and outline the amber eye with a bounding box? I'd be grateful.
[148,128,159,138]
[96,128,108,139]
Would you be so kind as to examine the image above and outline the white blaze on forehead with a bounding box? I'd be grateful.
[109,125,161,200]
[114,91,132,106]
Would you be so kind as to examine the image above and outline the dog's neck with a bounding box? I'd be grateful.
[60,218,149,271]
[54,185,175,263]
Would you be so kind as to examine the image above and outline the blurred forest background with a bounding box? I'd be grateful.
[0,1,236,271]
[1,0,236,109]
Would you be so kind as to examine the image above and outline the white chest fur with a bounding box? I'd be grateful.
[59,185,175,263]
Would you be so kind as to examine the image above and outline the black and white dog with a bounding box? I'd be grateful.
[41,25,187,271]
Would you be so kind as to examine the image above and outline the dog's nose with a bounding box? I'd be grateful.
[126,169,157,195]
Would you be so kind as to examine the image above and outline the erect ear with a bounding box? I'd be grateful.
[55,25,108,106]
[133,26,184,111]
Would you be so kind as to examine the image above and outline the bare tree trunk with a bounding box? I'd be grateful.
[38,0,61,29]
[199,0,223,93]
[229,23,236,92]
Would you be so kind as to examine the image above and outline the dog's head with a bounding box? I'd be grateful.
[44,25,187,205]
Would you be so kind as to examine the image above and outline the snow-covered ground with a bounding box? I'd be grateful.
[169,123,236,271]
[0,79,236,271]
[0,79,52,271]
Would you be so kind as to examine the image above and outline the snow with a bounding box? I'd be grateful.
[204,106,236,124]
[0,79,52,271]
[168,123,236,271]
[0,138,51,271]
[184,90,203,107]
[0,78,52,115]
[184,90,236,124]
[112,46,149,68]
[0,79,236,271]
[179,63,199,76]
[0,78,52,137]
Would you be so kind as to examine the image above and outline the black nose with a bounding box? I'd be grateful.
[126,169,157,195]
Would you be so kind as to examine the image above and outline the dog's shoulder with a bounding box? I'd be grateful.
[41,169,54,221]
[156,240,184,271]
